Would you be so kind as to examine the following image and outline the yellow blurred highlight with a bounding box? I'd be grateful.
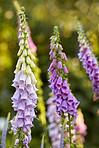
[90,34,99,55]
[4,11,14,19]
[0,42,12,71]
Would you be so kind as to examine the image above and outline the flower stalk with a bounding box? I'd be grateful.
[48,26,80,147]
[10,7,38,148]
[77,23,99,100]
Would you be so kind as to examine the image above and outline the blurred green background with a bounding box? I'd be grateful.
[0,0,99,148]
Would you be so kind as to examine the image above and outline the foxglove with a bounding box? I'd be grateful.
[17,7,46,124]
[48,26,80,147]
[48,26,79,117]
[10,7,38,147]
[77,23,99,99]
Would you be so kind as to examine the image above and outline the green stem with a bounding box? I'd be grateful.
[68,114,72,147]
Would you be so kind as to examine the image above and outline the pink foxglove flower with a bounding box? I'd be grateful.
[77,23,99,100]
[10,7,38,147]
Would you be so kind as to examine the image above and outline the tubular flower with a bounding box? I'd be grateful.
[77,23,99,99]
[47,97,87,148]
[48,26,79,117]
[10,7,38,147]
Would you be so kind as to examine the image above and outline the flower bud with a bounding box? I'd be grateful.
[16,59,21,69]
[21,63,26,73]
[26,56,31,65]
[23,49,27,56]
[57,61,62,69]
[31,72,37,84]
[19,39,24,46]
[26,65,32,75]
[30,61,35,68]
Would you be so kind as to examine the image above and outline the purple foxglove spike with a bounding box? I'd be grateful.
[78,25,99,99]
[48,26,79,118]
[57,61,62,69]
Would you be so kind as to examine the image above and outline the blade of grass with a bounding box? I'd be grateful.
[40,135,44,148]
